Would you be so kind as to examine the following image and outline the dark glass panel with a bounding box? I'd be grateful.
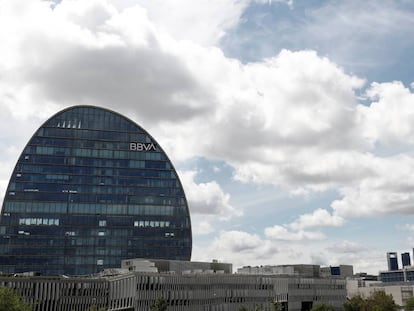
[0,106,192,275]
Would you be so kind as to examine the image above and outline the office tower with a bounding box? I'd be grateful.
[387,252,399,271]
[402,252,411,267]
[0,106,192,275]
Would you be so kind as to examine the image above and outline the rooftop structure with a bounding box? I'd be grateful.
[379,266,414,283]
[237,264,321,278]
[121,258,232,274]
[320,265,354,278]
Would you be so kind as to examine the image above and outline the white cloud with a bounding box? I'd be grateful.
[331,155,414,218]
[113,0,294,46]
[179,170,242,220]
[289,209,345,230]
[260,208,343,243]
[402,224,414,232]
[326,240,364,254]
[359,81,414,147]
[191,218,215,235]
[2,0,414,223]
[212,230,266,252]
[2,1,414,276]
[199,230,281,266]
[264,225,325,241]
[127,0,251,46]
[195,229,382,273]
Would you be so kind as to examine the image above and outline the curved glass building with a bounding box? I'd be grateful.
[0,106,192,275]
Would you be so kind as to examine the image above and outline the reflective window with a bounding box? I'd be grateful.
[0,106,192,275]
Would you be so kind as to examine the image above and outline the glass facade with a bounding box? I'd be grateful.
[0,106,192,275]
[402,252,411,267]
[387,252,399,271]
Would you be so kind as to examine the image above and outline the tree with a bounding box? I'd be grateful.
[344,295,366,311]
[0,287,31,311]
[150,298,168,311]
[344,291,398,311]
[366,291,398,311]
[405,296,414,311]
[311,303,335,311]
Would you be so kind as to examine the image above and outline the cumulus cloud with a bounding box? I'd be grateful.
[2,1,414,260]
[331,155,414,218]
[359,81,414,147]
[289,209,344,230]
[264,225,325,241]
[191,218,215,235]
[262,208,344,242]
[212,230,266,253]
[205,230,280,264]
[402,224,414,232]
[191,229,384,274]
[191,230,280,267]
[126,0,251,46]
[178,170,241,220]
[326,240,365,254]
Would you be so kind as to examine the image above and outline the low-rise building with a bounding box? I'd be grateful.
[320,265,354,278]
[347,278,414,307]
[122,258,232,274]
[379,266,414,283]
[237,264,321,278]
[0,260,348,311]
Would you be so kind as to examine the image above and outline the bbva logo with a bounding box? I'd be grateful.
[129,142,157,152]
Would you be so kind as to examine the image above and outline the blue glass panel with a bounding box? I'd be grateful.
[0,106,192,275]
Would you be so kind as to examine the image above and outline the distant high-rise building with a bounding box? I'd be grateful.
[402,252,411,267]
[387,252,399,271]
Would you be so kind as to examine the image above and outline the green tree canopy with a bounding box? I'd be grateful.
[344,295,366,311]
[0,287,31,311]
[344,291,398,311]
[366,291,398,311]
[405,296,414,311]
[311,303,336,311]
[150,298,168,311]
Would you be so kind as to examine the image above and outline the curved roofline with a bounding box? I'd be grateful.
[2,104,192,258]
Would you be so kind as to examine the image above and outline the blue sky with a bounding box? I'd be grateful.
[1,0,414,274]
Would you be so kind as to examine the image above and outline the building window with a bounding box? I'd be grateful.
[97,259,104,265]
[19,218,59,226]
[98,220,107,227]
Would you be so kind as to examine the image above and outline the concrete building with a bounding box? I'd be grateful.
[237,264,353,279]
[122,258,232,274]
[237,264,321,278]
[379,266,414,283]
[347,277,414,307]
[0,268,347,311]
[320,265,354,278]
